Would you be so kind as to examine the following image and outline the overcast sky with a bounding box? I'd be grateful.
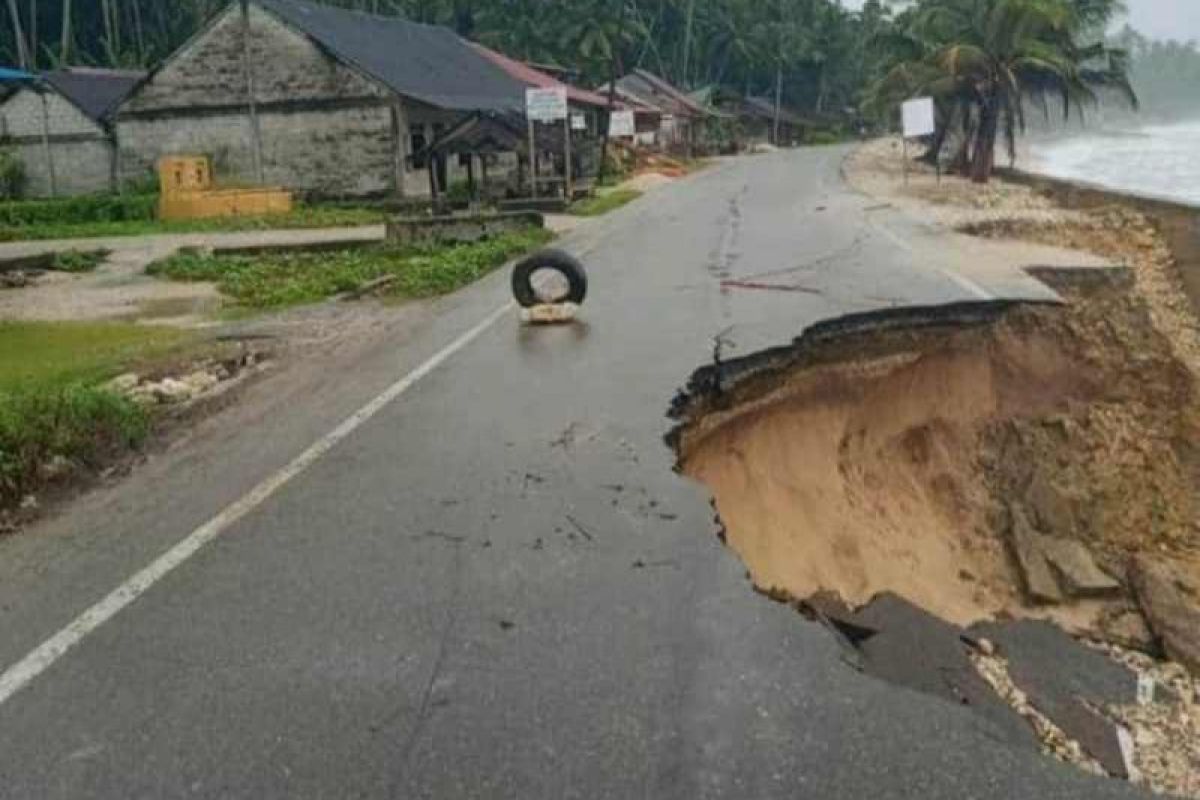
[838,0,1200,43]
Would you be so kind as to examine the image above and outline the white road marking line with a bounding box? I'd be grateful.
[867,216,993,300]
[0,300,516,709]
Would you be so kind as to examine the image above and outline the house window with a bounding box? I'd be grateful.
[458,153,472,168]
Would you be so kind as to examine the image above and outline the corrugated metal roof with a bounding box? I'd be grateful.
[256,0,527,112]
[470,43,614,110]
[42,68,145,123]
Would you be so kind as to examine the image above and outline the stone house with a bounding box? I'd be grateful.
[0,68,144,197]
[114,0,530,199]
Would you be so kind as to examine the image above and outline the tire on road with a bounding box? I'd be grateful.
[511,249,588,308]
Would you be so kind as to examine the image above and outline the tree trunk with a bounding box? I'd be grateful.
[59,0,70,64]
[680,0,695,87]
[919,117,949,166]
[5,0,29,68]
[772,65,784,146]
[597,0,626,185]
[971,98,999,183]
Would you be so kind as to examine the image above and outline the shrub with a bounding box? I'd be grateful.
[0,383,148,507]
[0,148,27,200]
[0,193,158,228]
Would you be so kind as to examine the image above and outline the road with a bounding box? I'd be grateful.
[0,147,1144,798]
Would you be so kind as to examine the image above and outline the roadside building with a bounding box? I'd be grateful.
[0,68,144,197]
[601,69,713,152]
[689,86,808,149]
[113,0,529,199]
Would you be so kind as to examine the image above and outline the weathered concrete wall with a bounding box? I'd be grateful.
[117,4,413,198]
[1005,169,1200,317]
[0,89,113,197]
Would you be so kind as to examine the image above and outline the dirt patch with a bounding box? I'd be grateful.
[673,268,1199,636]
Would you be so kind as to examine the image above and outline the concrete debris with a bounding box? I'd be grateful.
[1006,504,1064,604]
[109,353,265,409]
[1040,537,1122,598]
[1132,555,1200,675]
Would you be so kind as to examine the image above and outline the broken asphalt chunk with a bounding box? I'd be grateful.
[1131,555,1200,674]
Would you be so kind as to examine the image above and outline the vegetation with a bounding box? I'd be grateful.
[48,249,107,272]
[869,0,1135,182]
[0,0,894,131]
[570,188,642,216]
[148,227,555,309]
[1112,26,1200,119]
[0,199,385,242]
[0,321,187,509]
[0,147,26,200]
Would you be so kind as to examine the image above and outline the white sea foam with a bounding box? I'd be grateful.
[1028,120,1200,206]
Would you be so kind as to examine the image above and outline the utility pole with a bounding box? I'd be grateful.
[240,0,265,184]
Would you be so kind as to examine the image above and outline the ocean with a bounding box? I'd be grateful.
[1027,120,1200,207]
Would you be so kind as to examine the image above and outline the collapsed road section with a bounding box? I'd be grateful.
[669,267,1200,796]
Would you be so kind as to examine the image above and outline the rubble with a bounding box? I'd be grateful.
[1132,556,1200,675]
[1007,504,1064,604]
[106,351,266,409]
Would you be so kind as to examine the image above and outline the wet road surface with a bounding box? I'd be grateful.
[0,148,1146,798]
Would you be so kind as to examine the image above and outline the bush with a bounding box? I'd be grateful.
[0,148,27,200]
[0,193,158,228]
[150,227,556,308]
[0,382,148,507]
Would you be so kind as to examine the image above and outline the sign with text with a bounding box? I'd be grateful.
[571,113,587,131]
[608,109,635,138]
[901,97,936,138]
[526,87,568,122]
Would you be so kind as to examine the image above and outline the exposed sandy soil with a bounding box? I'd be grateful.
[678,269,1198,630]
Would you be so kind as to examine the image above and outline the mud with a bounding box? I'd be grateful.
[672,267,1200,638]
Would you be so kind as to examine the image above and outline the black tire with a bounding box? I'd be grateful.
[511,249,588,308]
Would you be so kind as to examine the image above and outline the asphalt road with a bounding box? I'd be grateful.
[0,147,1146,798]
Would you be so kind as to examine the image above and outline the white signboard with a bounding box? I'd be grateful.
[609,109,635,138]
[901,97,936,138]
[526,87,568,122]
[571,113,587,131]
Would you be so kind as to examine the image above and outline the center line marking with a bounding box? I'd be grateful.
[0,300,516,708]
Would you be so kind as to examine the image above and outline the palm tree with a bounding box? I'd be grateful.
[870,0,1136,182]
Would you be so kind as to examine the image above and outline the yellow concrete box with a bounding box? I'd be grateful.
[157,156,293,221]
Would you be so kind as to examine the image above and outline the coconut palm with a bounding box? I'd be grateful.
[870,0,1136,182]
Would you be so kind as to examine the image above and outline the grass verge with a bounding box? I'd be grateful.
[0,322,189,512]
[149,227,556,309]
[570,189,643,217]
[0,203,386,243]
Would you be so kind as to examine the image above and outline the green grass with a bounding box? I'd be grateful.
[0,203,386,243]
[0,322,187,391]
[0,322,189,509]
[48,250,108,273]
[149,228,555,310]
[570,189,643,217]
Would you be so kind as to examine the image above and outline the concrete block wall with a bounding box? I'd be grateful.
[0,90,114,197]
[117,4,404,198]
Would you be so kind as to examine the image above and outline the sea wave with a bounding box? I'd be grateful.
[1028,120,1200,206]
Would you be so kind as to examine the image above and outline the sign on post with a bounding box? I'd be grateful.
[901,97,936,138]
[526,87,569,122]
[608,110,635,138]
[900,97,937,184]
